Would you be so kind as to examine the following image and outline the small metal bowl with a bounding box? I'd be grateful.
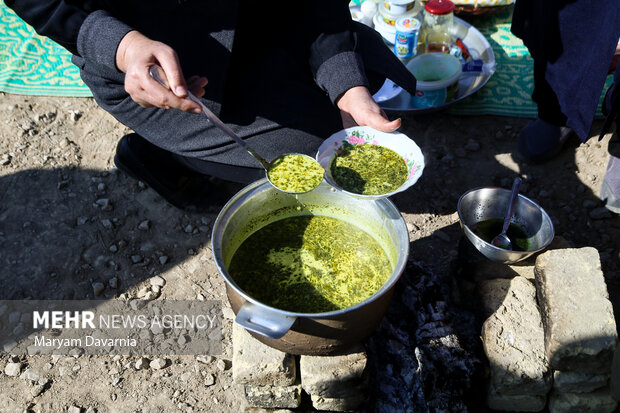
[457,186,555,264]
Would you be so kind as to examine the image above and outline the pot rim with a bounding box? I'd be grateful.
[211,178,410,318]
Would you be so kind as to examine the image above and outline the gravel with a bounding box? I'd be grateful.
[149,358,168,370]
[4,362,22,377]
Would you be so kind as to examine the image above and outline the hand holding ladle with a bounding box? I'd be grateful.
[148,65,324,194]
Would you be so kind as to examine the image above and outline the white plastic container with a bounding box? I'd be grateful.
[382,0,416,15]
[405,52,462,108]
[374,5,418,44]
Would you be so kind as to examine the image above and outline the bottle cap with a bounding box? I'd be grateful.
[424,0,455,15]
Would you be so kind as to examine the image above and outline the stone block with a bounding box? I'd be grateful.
[479,277,551,396]
[232,323,297,386]
[487,382,547,412]
[553,370,609,393]
[299,344,367,399]
[473,259,535,282]
[244,383,302,409]
[244,408,295,413]
[535,248,617,373]
[548,388,618,413]
[460,236,572,283]
[611,345,620,401]
[310,393,367,412]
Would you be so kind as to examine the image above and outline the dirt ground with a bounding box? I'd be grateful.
[0,91,618,413]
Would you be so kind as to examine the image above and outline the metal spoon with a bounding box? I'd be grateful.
[148,65,323,194]
[491,177,522,250]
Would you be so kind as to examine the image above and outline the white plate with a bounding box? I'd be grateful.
[316,126,425,200]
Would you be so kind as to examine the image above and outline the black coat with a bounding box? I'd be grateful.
[5,0,417,110]
[6,1,418,174]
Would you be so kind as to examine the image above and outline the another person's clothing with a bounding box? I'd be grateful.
[512,0,620,141]
[512,0,620,212]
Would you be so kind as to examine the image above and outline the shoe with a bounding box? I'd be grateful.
[601,155,620,214]
[517,118,574,164]
[113,133,213,211]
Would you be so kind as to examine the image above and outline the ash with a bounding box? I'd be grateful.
[363,259,485,413]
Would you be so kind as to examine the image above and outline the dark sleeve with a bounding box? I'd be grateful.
[301,0,370,104]
[5,0,134,71]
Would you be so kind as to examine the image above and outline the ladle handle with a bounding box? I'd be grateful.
[503,177,522,234]
[148,66,271,170]
[235,302,297,339]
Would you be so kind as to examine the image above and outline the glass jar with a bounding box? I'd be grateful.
[421,0,455,53]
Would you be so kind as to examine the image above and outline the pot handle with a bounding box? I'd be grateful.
[235,302,296,339]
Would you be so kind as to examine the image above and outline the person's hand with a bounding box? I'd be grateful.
[115,30,208,113]
[336,86,401,132]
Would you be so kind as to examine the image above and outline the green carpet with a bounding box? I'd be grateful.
[0,2,610,117]
[0,1,92,97]
[449,7,609,118]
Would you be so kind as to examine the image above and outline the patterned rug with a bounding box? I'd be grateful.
[0,2,611,117]
[0,1,92,97]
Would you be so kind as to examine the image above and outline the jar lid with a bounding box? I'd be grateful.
[424,0,455,15]
[395,17,420,32]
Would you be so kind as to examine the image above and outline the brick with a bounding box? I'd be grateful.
[548,388,618,413]
[309,393,367,412]
[535,248,617,373]
[232,323,297,386]
[299,345,367,399]
[611,346,620,402]
[479,277,551,396]
[553,370,609,393]
[461,236,572,283]
[244,383,302,409]
[487,382,547,412]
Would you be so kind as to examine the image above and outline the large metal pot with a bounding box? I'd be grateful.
[212,179,409,355]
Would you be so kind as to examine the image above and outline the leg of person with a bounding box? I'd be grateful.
[601,67,620,213]
[601,148,620,214]
[512,0,620,164]
[517,59,575,164]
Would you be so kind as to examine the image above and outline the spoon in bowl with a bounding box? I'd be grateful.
[491,177,522,250]
[148,65,324,194]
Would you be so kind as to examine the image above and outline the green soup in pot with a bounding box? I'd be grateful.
[227,215,393,313]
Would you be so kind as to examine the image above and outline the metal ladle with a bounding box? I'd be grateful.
[491,177,522,250]
[148,65,323,194]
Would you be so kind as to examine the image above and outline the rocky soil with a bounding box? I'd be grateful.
[0,91,618,412]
